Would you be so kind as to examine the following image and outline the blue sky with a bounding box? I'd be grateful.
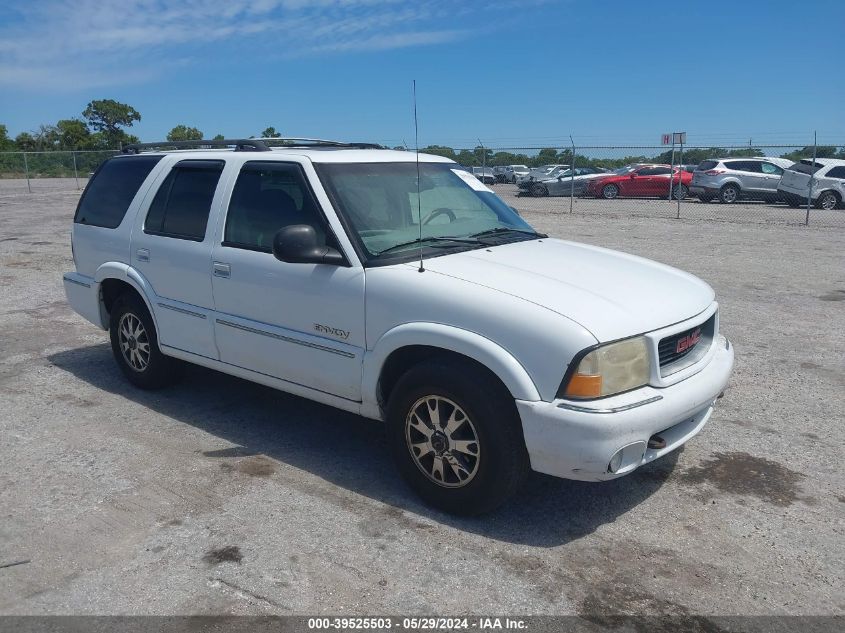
[1,0,843,149]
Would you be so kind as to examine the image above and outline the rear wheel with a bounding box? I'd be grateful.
[109,293,181,390]
[816,191,840,210]
[719,184,740,204]
[672,184,689,200]
[386,360,529,515]
[530,183,548,197]
[602,183,619,199]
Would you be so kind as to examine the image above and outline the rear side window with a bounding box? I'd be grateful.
[74,156,162,228]
[789,160,824,175]
[145,160,224,241]
[724,161,761,173]
[824,166,845,179]
[697,160,719,171]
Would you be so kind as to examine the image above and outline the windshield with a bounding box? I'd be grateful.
[316,162,536,264]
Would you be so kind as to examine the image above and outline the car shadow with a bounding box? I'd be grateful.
[48,344,679,547]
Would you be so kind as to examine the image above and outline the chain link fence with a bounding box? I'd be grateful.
[2,143,843,227]
[0,149,118,194]
[442,143,845,228]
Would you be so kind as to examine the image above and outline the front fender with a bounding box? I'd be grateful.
[360,322,542,419]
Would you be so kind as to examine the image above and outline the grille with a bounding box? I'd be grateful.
[658,314,715,369]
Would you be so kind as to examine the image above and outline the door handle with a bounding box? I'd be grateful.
[136,248,150,262]
[213,262,231,278]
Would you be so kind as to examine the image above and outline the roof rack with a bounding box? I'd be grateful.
[252,137,384,149]
[122,139,270,154]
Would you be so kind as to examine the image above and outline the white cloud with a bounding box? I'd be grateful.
[0,0,526,91]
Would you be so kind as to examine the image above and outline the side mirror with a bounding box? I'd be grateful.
[272,225,345,266]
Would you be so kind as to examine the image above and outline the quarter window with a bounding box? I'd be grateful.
[144,160,224,241]
[224,162,331,252]
[74,155,162,228]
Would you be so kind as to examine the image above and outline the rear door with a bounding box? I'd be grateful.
[724,160,761,194]
[130,158,226,359]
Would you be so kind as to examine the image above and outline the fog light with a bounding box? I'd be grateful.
[608,449,624,474]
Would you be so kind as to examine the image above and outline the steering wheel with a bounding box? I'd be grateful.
[421,207,456,225]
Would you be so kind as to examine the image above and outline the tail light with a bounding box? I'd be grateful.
[704,170,725,175]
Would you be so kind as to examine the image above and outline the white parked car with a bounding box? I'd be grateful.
[777,158,845,210]
[64,138,734,515]
[503,164,530,183]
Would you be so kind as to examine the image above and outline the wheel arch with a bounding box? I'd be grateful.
[94,263,159,332]
[362,323,541,420]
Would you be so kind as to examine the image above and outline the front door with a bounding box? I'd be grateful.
[210,160,365,401]
[130,159,226,359]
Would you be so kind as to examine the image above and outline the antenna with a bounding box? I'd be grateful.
[414,80,424,273]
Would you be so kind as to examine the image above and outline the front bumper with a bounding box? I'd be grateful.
[516,336,734,481]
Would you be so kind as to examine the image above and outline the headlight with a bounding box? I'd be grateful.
[559,337,650,399]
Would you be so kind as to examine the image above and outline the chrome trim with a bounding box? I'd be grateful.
[157,303,207,320]
[216,319,355,358]
[63,276,92,289]
[556,395,664,414]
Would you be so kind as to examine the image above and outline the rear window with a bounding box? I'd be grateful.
[789,160,824,175]
[74,155,163,228]
[697,161,718,171]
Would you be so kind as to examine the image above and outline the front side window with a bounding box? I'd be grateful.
[761,162,783,175]
[316,162,536,264]
[224,162,331,252]
[144,160,224,241]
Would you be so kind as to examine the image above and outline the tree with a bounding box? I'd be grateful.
[779,145,839,162]
[261,126,281,138]
[212,134,225,140]
[0,124,12,151]
[55,119,92,149]
[14,132,37,151]
[167,124,203,141]
[421,145,457,161]
[82,99,141,147]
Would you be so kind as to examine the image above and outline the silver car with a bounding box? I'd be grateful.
[518,167,610,197]
[503,164,530,183]
[690,157,793,203]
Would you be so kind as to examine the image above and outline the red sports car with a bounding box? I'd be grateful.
[586,164,693,200]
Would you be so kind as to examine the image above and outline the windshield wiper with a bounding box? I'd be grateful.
[375,236,480,256]
[470,227,548,239]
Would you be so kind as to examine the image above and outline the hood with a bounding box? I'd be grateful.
[419,238,714,341]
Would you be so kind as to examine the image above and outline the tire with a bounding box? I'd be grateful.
[815,191,840,210]
[697,195,713,203]
[530,183,548,197]
[602,183,619,199]
[386,360,530,515]
[719,184,740,204]
[672,184,689,200]
[109,292,181,390]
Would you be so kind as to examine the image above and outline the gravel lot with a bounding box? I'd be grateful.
[1,180,843,617]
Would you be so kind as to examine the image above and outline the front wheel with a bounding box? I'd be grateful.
[109,292,181,390]
[386,360,529,515]
[602,184,619,199]
[530,183,548,197]
[816,191,840,210]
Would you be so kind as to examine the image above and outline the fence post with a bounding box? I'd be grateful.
[676,140,684,219]
[72,151,80,190]
[569,136,575,214]
[23,152,32,193]
[805,131,816,226]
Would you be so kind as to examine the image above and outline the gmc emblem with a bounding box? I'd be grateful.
[676,328,701,354]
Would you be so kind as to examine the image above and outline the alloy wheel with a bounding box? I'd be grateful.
[118,312,151,372]
[405,395,481,488]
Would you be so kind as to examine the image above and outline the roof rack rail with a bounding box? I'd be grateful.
[122,139,270,154]
[252,137,384,149]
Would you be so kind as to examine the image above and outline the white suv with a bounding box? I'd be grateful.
[64,138,734,515]
[778,158,845,210]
